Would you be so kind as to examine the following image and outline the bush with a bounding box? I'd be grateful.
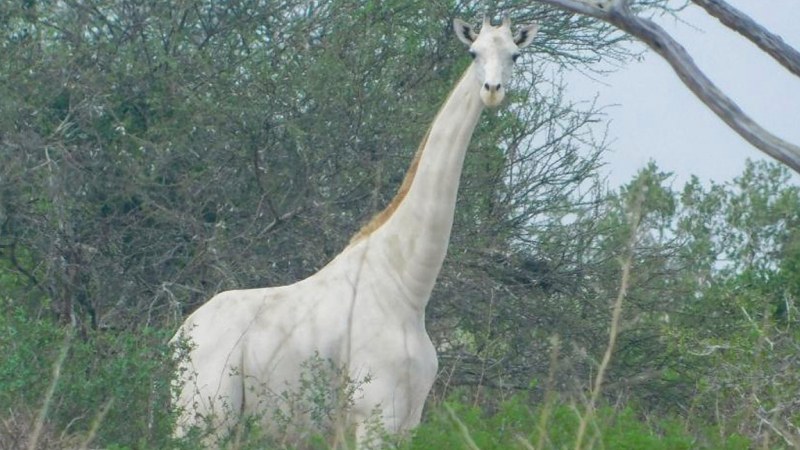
[407,394,752,450]
[0,297,176,449]
[0,297,757,449]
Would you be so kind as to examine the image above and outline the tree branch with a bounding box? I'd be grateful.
[534,0,800,174]
[690,0,800,78]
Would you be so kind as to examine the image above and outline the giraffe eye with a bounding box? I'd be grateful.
[469,50,477,59]
[512,53,520,63]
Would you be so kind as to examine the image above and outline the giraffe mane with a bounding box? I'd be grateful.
[348,66,478,245]
[348,127,431,245]
[172,17,532,446]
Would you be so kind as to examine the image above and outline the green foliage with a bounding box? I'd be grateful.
[407,395,751,450]
[1,0,799,448]
[0,0,613,407]
[0,300,176,448]
[166,349,382,449]
[0,298,63,406]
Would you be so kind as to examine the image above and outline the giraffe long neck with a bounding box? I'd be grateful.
[357,64,484,309]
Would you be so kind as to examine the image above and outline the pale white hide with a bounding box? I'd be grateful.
[171,17,537,447]
[171,239,438,445]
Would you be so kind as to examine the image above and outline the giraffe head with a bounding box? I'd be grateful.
[454,16,538,107]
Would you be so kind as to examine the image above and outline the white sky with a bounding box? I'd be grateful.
[566,0,800,188]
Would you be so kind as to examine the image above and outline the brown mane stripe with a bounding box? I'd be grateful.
[347,65,474,245]
[348,127,432,245]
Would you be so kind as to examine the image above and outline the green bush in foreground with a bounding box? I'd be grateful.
[0,305,756,449]
[407,395,751,450]
[0,298,176,449]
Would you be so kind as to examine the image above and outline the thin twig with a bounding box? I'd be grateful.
[534,335,561,450]
[79,397,114,450]
[445,403,481,450]
[573,184,644,450]
[28,331,73,450]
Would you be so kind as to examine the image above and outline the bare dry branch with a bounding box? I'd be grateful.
[534,0,800,174]
[691,0,800,78]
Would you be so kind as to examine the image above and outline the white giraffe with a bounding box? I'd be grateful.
[171,16,538,446]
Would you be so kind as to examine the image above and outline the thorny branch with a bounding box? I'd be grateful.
[533,0,800,174]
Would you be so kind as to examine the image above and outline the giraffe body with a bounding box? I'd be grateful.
[172,17,538,446]
[172,238,438,442]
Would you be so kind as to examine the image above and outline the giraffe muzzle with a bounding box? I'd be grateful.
[483,82,502,93]
[480,82,505,107]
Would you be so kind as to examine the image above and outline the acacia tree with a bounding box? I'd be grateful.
[0,0,622,330]
[0,0,630,433]
[0,1,652,445]
[663,161,800,447]
[518,158,800,444]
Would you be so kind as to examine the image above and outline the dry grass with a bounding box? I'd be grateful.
[572,187,645,450]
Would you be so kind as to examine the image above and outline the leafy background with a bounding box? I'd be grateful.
[0,0,797,448]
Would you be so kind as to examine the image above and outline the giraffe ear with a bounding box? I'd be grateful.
[513,23,539,48]
[453,18,477,46]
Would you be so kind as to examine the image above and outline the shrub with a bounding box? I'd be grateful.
[0,297,176,449]
[407,394,752,450]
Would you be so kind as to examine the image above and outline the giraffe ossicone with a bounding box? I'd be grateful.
[171,15,538,447]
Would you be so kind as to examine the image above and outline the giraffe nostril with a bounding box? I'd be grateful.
[484,83,501,92]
